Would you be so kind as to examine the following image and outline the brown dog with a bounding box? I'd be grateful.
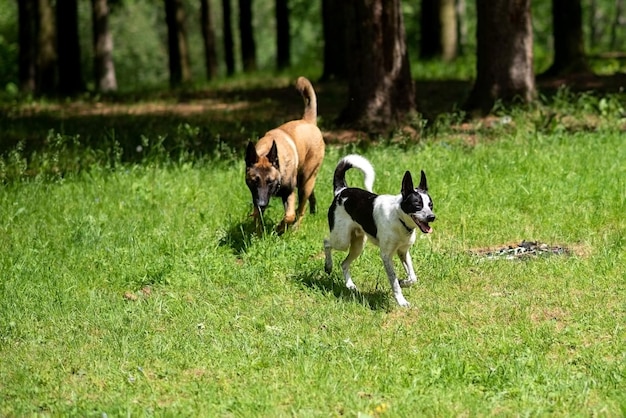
[245,77,325,233]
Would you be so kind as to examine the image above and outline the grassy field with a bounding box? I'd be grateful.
[1,88,625,416]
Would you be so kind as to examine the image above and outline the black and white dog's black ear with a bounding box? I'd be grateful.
[267,140,280,169]
[401,171,414,196]
[245,141,258,167]
[419,170,428,191]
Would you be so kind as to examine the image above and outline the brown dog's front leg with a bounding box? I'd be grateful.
[278,192,297,234]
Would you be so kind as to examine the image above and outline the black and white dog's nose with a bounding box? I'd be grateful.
[426,214,436,223]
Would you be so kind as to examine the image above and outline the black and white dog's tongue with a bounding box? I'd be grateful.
[411,215,433,234]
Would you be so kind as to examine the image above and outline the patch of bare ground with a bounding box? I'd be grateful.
[469,240,592,260]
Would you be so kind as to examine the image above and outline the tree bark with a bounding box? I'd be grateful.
[456,0,468,55]
[18,0,37,93]
[200,0,218,79]
[337,0,416,133]
[239,0,257,72]
[56,0,84,95]
[36,0,57,95]
[464,0,536,115]
[164,0,192,87]
[541,0,590,77]
[420,0,457,61]
[440,0,457,61]
[222,0,235,76]
[420,0,440,59]
[92,0,117,92]
[610,0,625,50]
[276,0,290,70]
[320,0,348,80]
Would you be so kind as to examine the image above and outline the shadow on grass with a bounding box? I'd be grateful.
[217,217,280,256]
[294,265,392,311]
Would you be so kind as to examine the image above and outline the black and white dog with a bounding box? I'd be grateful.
[324,155,436,307]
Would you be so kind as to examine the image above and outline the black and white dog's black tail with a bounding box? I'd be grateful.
[332,154,375,195]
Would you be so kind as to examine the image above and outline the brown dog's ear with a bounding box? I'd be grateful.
[401,171,413,197]
[245,142,258,167]
[418,170,428,191]
[267,140,280,169]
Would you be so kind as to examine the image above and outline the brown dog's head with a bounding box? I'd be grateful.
[245,140,282,214]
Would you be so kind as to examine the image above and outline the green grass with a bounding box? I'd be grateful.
[1,99,625,416]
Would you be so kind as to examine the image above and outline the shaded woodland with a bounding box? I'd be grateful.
[2,0,625,136]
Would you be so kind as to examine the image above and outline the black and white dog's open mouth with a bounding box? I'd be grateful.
[411,215,433,234]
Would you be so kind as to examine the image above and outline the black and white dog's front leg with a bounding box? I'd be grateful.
[397,249,418,288]
[381,252,410,307]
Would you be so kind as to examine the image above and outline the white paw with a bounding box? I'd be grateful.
[345,279,357,290]
[395,296,410,307]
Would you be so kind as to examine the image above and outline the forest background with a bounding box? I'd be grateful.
[0,0,625,93]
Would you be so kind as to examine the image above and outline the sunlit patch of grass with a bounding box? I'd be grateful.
[0,94,625,415]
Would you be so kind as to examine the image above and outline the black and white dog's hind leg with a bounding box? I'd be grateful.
[323,155,375,292]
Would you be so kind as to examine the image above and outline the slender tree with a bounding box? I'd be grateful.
[37,0,57,94]
[200,0,218,79]
[57,0,84,95]
[464,0,535,114]
[421,0,457,61]
[610,0,625,49]
[164,0,192,86]
[320,0,348,80]
[541,0,590,77]
[276,0,290,70]
[337,0,416,133]
[222,0,235,76]
[18,0,37,93]
[239,0,257,72]
[456,0,468,55]
[92,0,117,92]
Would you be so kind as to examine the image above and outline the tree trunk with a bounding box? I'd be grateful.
[320,0,348,80]
[200,0,218,79]
[222,0,235,76]
[610,0,624,50]
[420,0,457,61]
[456,0,468,55]
[440,0,457,61]
[91,0,117,92]
[337,0,416,133]
[588,0,601,48]
[464,0,535,115]
[276,0,290,70]
[36,0,57,95]
[420,0,440,59]
[541,0,590,77]
[18,0,37,93]
[57,0,84,95]
[239,0,257,72]
[164,0,192,87]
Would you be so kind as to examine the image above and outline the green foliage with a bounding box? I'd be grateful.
[0,92,625,415]
[0,0,18,92]
[1,0,626,91]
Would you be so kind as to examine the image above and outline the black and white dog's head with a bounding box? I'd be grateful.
[400,170,436,234]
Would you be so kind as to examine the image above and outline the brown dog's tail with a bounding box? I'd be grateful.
[296,76,317,125]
